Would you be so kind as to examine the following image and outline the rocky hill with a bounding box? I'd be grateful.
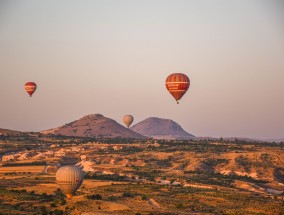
[41,114,146,139]
[131,117,194,140]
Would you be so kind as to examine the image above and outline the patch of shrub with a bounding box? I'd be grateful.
[122,192,134,197]
[175,203,184,209]
[53,209,64,215]
[142,195,147,200]
[107,195,115,201]
[87,194,102,200]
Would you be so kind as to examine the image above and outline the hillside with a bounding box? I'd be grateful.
[41,114,146,139]
[131,117,194,140]
[0,128,25,136]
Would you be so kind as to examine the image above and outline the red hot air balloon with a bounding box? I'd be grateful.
[25,82,37,97]
[165,73,190,104]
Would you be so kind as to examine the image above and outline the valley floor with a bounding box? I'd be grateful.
[0,135,284,214]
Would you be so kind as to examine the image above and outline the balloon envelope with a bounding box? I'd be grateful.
[56,165,84,198]
[25,82,37,97]
[165,73,190,103]
[123,115,134,127]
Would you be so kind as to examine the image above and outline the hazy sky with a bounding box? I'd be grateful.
[0,0,283,139]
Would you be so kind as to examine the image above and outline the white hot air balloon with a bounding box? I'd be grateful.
[123,115,134,127]
[56,165,84,198]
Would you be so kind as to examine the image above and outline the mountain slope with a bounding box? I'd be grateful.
[0,128,25,136]
[41,114,146,139]
[131,117,194,140]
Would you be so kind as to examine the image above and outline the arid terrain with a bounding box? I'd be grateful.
[0,130,284,215]
[2,0,284,214]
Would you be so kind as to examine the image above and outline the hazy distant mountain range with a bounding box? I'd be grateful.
[1,114,283,142]
[254,138,284,143]
[194,137,284,143]
[131,117,195,140]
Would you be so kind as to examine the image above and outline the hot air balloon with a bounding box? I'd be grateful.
[55,165,84,198]
[24,82,37,97]
[165,73,190,104]
[123,115,134,127]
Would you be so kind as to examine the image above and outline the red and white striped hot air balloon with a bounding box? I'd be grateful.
[24,82,37,97]
[165,73,190,104]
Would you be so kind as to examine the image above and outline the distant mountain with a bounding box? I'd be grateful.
[0,128,25,136]
[131,117,194,140]
[41,114,146,139]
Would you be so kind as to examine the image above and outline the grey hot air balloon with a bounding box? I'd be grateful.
[123,115,134,127]
[55,165,84,198]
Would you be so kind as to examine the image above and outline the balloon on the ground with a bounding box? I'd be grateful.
[24,82,37,97]
[165,73,190,104]
[55,165,84,198]
[123,115,134,127]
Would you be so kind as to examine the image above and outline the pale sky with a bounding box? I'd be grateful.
[0,0,283,139]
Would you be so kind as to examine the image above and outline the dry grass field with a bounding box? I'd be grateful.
[0,166,45,173]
